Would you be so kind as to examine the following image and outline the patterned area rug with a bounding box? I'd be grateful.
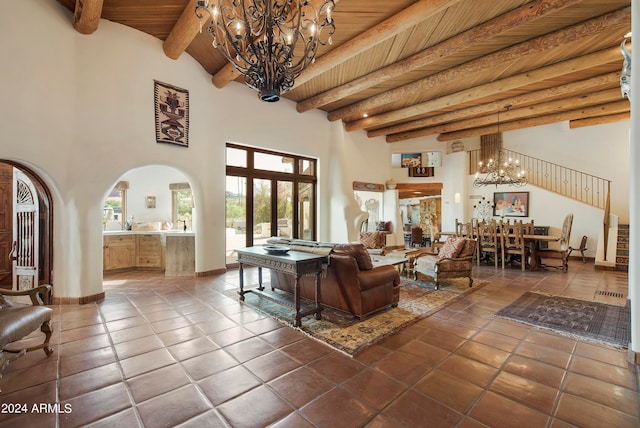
[496,292,631,348]
[236,278,485,356]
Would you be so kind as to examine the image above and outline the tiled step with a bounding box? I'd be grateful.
[615,224,630,271]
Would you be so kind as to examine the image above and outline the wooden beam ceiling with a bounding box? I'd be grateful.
[57,0,631,144]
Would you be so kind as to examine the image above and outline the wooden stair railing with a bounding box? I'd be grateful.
[469,149,611,209]
[469,149,612,259]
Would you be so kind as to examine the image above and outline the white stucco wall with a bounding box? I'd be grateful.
[0,0,631,299]
[0,0,391,298]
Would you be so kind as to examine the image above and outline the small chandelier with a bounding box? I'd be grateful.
[196,0,335,102]
[473,105,527,188]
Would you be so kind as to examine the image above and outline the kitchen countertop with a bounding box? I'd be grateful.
[104,230,195,236]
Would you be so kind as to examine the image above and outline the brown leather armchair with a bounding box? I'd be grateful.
[267,241,400,320]
[1,285,53,391]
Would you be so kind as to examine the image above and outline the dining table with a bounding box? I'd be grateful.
[523,234,561,271]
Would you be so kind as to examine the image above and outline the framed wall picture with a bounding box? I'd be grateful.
[493,192,529,217]
[154,80,189,147]
[145,195,156,208]
[401,153,422,168]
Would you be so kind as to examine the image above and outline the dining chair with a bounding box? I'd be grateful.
[410,225,424,248]
[501,220,527,271]
[455,219,473,237]
[538,213,574,272]
[567,235,588,263]
[477,219,499,268]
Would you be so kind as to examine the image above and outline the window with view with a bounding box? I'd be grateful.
[225,144,317,266]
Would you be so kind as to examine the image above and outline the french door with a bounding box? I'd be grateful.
[225,145,316,266]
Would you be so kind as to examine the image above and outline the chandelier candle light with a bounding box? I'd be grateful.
[196,0,335,102]
[473,105,527,188]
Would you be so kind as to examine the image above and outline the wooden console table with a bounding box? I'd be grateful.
[235,247,327,327]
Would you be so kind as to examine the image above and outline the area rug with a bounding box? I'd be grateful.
[496,292,631,348]
[235,278,485,356]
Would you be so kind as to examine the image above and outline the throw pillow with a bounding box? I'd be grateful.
[359,232,385,249]
[438,236,466,260]
[333,243,373,270]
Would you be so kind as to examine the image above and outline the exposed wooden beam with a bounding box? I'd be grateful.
[296,0,583,113]
[569,112,630,128]
[437,100,630,141]
[330,7,630,124]
[163,0,208,60]
[386,88,622,142]
[370,72,620,139]
[73,0,104,35]
[211,0,457,89]
[345,47,622,133]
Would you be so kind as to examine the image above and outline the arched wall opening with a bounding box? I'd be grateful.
[101,164,197,279]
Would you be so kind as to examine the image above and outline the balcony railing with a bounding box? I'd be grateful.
[469,149,610,210]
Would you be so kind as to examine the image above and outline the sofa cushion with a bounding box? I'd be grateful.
[0,305,52,350]
[438,236,466,260]
[333,243,373,270]
[0,295,13,310]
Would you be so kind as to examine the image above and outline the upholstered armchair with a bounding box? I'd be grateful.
[414,237,476,289]
[0,285,53,391]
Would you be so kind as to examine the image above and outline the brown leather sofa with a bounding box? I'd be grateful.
[265,239,401,320]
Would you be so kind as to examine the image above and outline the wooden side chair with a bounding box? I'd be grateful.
[455,219,473,238]
[501,220,527,271]
[477,220,499,268]
[538,213,574,272]
[568,235,588,263]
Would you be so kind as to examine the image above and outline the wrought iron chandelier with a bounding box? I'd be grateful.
[196,0,335,102]
[473,105,527,188]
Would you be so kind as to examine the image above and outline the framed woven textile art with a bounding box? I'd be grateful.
[154,80,189,147]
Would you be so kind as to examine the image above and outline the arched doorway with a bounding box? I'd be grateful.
[102,165,195,277]
[0,161,53,290]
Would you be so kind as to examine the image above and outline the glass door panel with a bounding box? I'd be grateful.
[298,182,314,240]
[225,175,247,265]
[253,178,272,246]
[277,181,293,238]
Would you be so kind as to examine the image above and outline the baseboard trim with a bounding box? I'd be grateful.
[195,268,226,277]
[52,292,105,305]
[627,347,639,366]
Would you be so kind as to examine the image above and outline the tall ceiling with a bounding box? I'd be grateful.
[58,0,630,148]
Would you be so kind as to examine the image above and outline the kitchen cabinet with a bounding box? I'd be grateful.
[136,234,164,269]
[103,234,135,271]
[165,234,195,276]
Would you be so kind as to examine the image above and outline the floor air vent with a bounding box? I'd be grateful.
[595,290,625,298]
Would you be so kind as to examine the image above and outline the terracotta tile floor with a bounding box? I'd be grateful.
[1,261,638,427]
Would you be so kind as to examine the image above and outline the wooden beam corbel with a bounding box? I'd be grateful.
[73,0,104,35]
[164,0,209,60]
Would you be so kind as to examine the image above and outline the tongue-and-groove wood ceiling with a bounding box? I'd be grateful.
[58,0,630,145]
